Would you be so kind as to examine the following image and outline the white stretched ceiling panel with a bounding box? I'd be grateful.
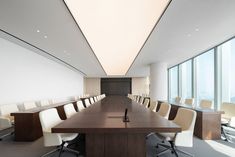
[64,0,170,75]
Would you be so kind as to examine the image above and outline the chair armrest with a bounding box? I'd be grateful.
[0,117,12,128]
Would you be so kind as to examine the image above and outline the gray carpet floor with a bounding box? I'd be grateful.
[1,129,235,157]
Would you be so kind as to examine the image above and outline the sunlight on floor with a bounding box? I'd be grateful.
[205,140,235,156]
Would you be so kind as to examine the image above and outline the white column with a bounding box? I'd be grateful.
[150,62,168,102]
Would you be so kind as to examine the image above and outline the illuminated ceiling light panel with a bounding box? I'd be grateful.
[64,0,170,75]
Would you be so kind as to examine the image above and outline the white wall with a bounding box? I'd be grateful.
[0,37,84,105]
[84,78,100,95]
[132,77,149,96]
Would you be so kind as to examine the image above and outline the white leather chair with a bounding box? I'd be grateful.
[156,108,197,157]
[146,101,159,138]
[149,101,158,112]
[77,101,85,112]
[220,102,235,141]
[94,96,98,102]
[23,101,37,110]
[184,98,194,106]
[157,103,171,119]
[85,99,91,107]
[139,97,144,104]
[220,102,235,124]
[40,100,50,107]
[136,96,140,103]
[39,108,79,157]
[200,100,212,109]
[64,103,77,119]
[0,104,19,140]
[175,97,181,103]
[90,97,95,104]
[143,99,150,108]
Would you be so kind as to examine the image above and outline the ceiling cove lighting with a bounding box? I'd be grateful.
[64,0,171,75]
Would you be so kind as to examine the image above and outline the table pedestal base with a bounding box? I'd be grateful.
[86,133,147,157]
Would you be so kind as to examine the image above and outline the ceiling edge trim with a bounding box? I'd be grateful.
[0,29,87,76]
[62,0,107,76]
[125,0,172,75]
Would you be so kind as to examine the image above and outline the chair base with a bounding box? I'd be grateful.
[41,142,79,157]
[146,132,155,139]
[0,131,14,141]
[156,141,194,157]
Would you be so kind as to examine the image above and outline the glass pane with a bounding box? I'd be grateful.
[169,66,178,101]
[195,50,214,105]
[180,60,192,99]
[220,38,235,103]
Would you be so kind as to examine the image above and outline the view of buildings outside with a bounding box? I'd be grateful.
[221,38,235,103]
[195,49,214,104]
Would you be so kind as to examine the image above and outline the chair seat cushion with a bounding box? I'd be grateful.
[60,133,78,142]
[157,132,176,141]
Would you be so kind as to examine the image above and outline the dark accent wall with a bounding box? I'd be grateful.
[101,78,132,96]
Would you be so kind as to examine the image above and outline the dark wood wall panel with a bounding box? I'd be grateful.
[101,78,131,96]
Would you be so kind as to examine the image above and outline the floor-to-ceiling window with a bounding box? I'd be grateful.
[168,37,235,109]
[195,49,214,105]
[169,66,178,101]
[179,60,192,99]
[219,38,235,103]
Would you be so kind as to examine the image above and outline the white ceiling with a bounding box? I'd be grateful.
[0,0,235,77]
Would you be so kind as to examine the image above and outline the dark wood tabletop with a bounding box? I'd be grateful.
[51,96,181,157]
[52,96,181,134]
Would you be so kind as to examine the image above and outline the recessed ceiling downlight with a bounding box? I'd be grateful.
[64,0,171,75]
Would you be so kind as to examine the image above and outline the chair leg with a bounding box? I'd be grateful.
[156,143,171,156]
[176,148,194,157]
[146,132,155,139]
[58,142,65,157]
[41,147,60,157]
[156,148,171,157]
[221,126,228,141]
[156,142,179,157]
[65,147,79,155]
[0,131,14,141]
[169,141,178,157]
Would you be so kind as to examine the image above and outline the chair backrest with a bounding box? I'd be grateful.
[143,99,150,108]
[77,100,85,111]
[23,102,37,110]
[221,102,235,119]
[149,101,158,112]
[90,97,95,104]
[158,103,171,119]
[40,100,50,107]
[39,108,62,132]
[39,108,63,146]
[173,108,197,147]
[200,100,212,109]
[94,97,98,102]
[184,98,194,105]
[136,96,140,103]
[139,97,144,104]
[0,104,18,117]
[64,103,77,118]
[175,97,181,103]
[85,99,90,107]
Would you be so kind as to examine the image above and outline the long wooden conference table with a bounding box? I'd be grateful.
[52,96,181,157]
